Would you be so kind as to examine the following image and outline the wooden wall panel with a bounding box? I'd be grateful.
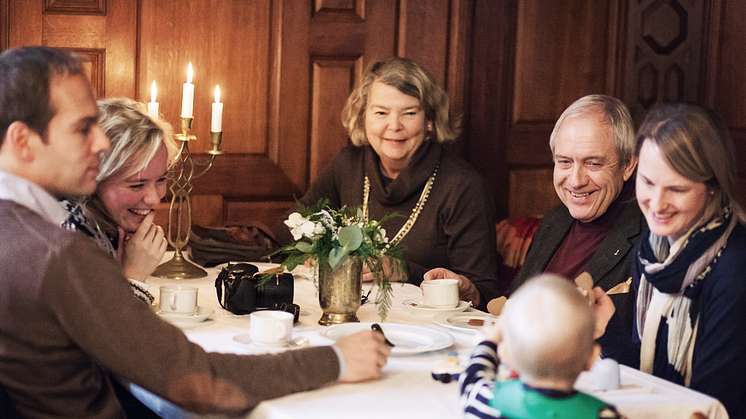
[713,0,746,209]
[309,59,360,181]
[500,0,620,219]
[138,0,271,156]
[509,168,561,217]
[513,0,611,124]
[713,0,746,128]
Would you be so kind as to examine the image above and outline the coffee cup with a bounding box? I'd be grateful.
[159,284,198,315]
[423,279,459,308]
[250,310,294,347]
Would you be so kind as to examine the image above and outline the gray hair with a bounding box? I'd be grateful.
[550,94,635,169]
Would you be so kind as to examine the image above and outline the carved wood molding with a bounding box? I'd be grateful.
[314,0,364,19]
[63,47,105,98]
[43,0,106,15]
[623,0,708,124]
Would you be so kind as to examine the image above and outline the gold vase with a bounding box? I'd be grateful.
[317,256,363,326]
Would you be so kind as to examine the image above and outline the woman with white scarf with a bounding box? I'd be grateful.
[595,103,746,418]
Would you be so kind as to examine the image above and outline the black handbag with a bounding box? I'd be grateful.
[215,263,298,321]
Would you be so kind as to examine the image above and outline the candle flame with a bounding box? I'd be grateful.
[150,80,157,103]
[214,85,220,103]
[187,63,193,84]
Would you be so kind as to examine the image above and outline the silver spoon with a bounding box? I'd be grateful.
[288,336,310,348]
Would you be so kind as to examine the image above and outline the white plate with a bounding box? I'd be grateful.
[402,300,471,316]
[154,306,215,324]
[320,322,455,355]
[433,312,493,334]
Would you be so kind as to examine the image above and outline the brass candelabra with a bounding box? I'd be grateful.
[152,116,224,279]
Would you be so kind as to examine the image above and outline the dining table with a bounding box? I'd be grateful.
[131,254,729,419]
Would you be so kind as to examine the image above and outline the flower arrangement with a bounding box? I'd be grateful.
[276,199,405,321]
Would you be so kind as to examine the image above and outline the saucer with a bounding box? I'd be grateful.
[402,300,471,317]
[154,306,215,325]
[232,333,309,354]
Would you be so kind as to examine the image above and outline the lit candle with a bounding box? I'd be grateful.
[211,85,223,132]
[181,63,194,117]
[147,80,159,119]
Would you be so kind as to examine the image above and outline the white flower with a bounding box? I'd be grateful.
[284,212,318,241]
[373,227,386,243]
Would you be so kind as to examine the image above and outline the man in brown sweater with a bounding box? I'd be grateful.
[0,46,390,419]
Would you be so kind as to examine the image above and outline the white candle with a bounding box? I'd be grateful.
[211,85,223,132]
[181,63,194,117]
[147,80,159,119]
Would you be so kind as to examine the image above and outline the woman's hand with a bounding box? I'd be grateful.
[422,268,480,307]
[362,256,405,283]
[119,211,168,282]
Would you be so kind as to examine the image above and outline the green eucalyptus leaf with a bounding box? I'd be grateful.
[328,246,349,270]
[338,225,363,251]
[295,241,313,253]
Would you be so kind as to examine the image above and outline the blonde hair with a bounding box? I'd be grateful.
[635,102,745,224]
[550,94,635,169]
[96,98,178,181]
[501,274,597,384]
[341,57,460,146]
[83,98,178,237]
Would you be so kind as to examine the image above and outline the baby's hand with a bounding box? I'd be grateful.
[472,315,502,345]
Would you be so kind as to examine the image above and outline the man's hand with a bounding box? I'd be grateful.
[591,287,616,339]
[120,211,167,282]
[334,331,391,383]
[422,268,480,306]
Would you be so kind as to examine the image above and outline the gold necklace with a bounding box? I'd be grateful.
[363,163,439,249]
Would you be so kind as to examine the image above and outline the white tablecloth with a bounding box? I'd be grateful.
[133,256,729,419]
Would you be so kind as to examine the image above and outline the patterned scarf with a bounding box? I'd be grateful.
[62,200,154,306]
[636,208,735,386]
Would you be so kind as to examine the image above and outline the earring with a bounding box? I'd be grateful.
[427,123,432,130]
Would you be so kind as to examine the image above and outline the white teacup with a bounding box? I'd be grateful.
[250,310,294,347]
[594,358,621,391]
[159,284,198,315]
[423,279,459,308]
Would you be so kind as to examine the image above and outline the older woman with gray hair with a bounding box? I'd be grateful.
[287,57,500,309]
[63,97,177,303]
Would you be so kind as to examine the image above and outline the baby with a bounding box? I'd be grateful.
[460,274,625,419]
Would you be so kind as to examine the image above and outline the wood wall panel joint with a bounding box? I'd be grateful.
[314,0,365,20]
[43,0,106,16]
